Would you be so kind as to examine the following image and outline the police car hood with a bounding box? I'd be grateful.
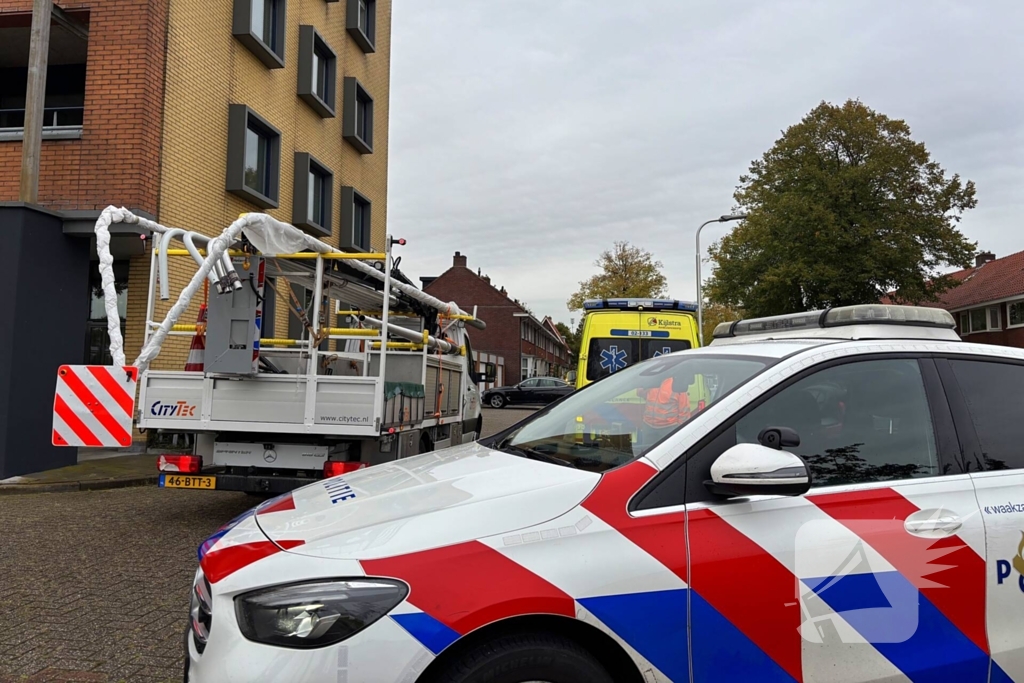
[253,442,600,561]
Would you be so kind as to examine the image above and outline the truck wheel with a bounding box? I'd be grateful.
[432,633,613,683]
[488,394,506,409]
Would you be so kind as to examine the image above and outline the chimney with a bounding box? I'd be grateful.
[453,251,467,268]
[976,251,995,268]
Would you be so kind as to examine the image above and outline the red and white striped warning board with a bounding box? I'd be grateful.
[52,365,138,447]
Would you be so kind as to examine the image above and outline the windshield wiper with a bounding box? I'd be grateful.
[496,439,577,468]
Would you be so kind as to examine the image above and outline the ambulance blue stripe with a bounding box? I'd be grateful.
[690,591,797,683]
[807,571,988,683]
[578,589,688,683]
[391,612,460,655]
[990,661,1015,683]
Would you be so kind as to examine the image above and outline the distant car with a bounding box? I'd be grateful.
[483,377,574,408]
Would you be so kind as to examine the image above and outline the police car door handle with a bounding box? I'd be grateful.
[904,515,962,536]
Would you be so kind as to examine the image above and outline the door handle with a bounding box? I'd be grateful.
[905,515,962,535]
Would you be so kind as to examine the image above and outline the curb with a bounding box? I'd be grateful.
[0,475,158,496]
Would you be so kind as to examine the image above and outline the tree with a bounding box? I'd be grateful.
[706,100,977,317]
[567,242,667,311]
[555,321,581,363]
[700,302,743,346]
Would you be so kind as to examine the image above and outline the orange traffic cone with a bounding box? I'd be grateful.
[184,304,207,372]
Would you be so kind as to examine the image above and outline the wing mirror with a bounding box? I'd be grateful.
[705,443,811,498]
[472,362,497,384]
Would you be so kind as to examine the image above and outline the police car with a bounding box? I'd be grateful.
[186,304,1024,683]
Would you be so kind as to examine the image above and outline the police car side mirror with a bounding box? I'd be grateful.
[705,443,811,498]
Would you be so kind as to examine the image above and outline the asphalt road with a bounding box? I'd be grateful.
[0,408,535,683]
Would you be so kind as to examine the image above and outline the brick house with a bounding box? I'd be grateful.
[0,0,392,477]
[930,251,1024,347]
[423,252,572,384]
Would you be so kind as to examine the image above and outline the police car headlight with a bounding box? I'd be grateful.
[234,579,408,649]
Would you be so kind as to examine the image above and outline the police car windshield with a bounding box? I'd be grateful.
[499,354,772,473]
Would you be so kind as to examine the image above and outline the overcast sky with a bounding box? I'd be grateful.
[387,0,1024,326]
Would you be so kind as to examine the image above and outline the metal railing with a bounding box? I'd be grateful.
[0,106,84,130]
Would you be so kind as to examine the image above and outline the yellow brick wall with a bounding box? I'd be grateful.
[123,0,392,378]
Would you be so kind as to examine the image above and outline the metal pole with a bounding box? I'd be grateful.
[20,0,53,203]
[695,219,716,347]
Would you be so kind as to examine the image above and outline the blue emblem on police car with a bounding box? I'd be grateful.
[599,346,628,373]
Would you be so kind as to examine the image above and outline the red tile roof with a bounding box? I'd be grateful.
[926,250,1024,310]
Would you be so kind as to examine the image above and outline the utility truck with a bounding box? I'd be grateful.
[51,208,496,495]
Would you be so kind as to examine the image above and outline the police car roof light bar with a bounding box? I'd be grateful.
[583,298,698,313]
[712,304,956,339]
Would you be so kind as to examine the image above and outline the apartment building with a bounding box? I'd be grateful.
[0,0,392,477]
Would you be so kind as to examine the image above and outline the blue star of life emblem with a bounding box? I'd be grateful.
[652,347,673,357]
[599,345,628,373]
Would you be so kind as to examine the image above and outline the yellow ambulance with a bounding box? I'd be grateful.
[576,298,701,389]
[572,299,704,448]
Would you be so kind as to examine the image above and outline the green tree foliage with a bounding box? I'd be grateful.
[700,302,743,345]
[568,242,668,311]
[707,100,977,317]
[555,321,582,363]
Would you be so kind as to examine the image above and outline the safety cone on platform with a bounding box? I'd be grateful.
[184,304,207,372]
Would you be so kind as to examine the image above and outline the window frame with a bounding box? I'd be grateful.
[342,77,373,154]
[339,186,371,251]
[297,25,337,118]
[226,104,281,209]
[630,353,965,512]
[958,304,1001,335]
[292,152,333,237]
[1006,299,1024,329]
[345,0,376,53]
[232,0,287,69]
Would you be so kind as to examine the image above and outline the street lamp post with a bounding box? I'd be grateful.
[696,213,748,346]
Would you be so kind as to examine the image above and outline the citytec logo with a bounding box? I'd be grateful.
[150,400,197,417]
[646,316,682,328]
[996,532,1024,593]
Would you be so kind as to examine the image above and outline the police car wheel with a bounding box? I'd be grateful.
[433,632,613,683]
[489,394,506,409]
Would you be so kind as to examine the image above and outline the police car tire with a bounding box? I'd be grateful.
[433,632,613,683]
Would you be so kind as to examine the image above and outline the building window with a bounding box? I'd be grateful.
[292,152,333,236]
[233,0,287,69]
[959,305,1001,335]
[346,0,376,53]
[226,104,281,209]
[86,261,128,365]
[1007,301,1024,328]
[0,11,88,142]
[340,187,371,251]
[343,77,373,154]
[297,26,336,118]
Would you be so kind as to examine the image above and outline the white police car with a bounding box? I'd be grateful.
[186,305,1024,683]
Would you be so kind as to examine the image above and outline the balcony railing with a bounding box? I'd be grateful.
[0,106,85,130]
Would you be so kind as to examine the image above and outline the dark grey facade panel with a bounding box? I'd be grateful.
[232,0,287,69]
[292,151,333,237]
[339,186,371,252]
[345,0,375,53]
[226,104,281,210]
[297,25,337,118]
[342,77,373,154]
